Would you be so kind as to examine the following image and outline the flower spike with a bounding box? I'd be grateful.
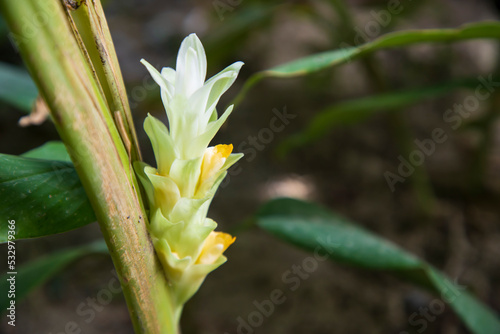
[135,33,243,307]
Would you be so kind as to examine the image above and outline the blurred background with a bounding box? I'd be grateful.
[1,0,500,333]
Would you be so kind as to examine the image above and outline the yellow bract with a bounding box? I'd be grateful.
[196,144,233,194]
[196,231,236,265]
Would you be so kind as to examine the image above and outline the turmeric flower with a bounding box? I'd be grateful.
[135,33,243,306]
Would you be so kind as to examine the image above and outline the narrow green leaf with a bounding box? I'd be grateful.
[426,269,500,334]
[278,79,478,154]
[22,141,71,162]
[257,198,500,334]
[265,21,500,77]
[0,62,37,112]
[0,154,95,242]
[232,21,500,106]
[257,198,422,271]
[1,240,108,311]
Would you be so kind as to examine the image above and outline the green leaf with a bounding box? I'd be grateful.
[0,153,96,243]
[1,240,108,311]
[278,79,478,154]
[232,21,500,106]
[257,198,500,334]
[0,62,38,112]
[22,141,71,162]
[266,21,500,77]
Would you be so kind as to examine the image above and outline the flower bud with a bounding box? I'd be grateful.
[135,33,243,305]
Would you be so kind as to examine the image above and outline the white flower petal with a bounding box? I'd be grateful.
[204,61,243,109]
[187,61,244,133]
[187,104,234,157]
[141,59,174,100]
[161,67,176,85]
[175,34,207,97]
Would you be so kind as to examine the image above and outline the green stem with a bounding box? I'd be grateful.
[0,0,178,332]
[229,72,264,109]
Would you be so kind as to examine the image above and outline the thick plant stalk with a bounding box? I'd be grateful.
[66,0,142,162]
[0,0,177,332]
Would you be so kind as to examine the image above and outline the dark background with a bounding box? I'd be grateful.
[1,0,500,333]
